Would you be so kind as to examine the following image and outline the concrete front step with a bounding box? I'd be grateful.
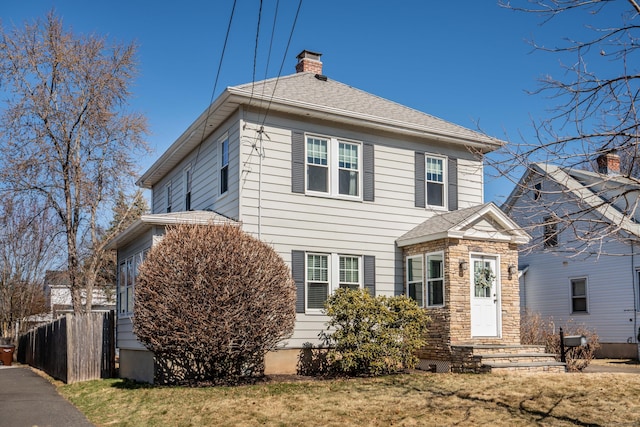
[469,344,548,356]
[451,344,566,373]
[480,353,559,365]
[483,361,567,373]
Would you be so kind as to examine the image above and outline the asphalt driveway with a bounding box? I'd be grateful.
[0,365,94,427]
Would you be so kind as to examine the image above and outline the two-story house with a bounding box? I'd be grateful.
[108,51,540,383]
[503,153,640,359]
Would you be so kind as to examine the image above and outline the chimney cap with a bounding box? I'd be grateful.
[296,50,322,61]
[596,150,621,175]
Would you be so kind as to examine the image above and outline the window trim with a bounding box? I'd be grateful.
[304,252,363,313]
[570,276,588,314]
[425,154,447,209]
[305,133,363,200]
[219,135,229,195]
[426,251,445,308]
[118,250,148,317]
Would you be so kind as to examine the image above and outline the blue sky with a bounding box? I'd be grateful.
[1,1,623,203]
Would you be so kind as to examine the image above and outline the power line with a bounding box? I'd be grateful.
[259,0,303,128]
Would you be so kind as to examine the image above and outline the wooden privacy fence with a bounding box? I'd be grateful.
[18,311,116,383]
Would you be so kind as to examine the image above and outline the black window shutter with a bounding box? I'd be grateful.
[414,152,425,208]
[364,255,376,296]
[291,131,305,194]
[448,157,458,211]
[363,143,375,202]
[291,250,305,313]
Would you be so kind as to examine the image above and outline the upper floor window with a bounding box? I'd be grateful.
[426,155,446,208]
[306,135,361,198]
[166,183,172,213]
[570,277,588,313]
[543,216,558,247]
[184,167,192,211]
[220,137,229,195]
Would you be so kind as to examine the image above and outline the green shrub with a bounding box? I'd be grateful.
[322,288,430,376]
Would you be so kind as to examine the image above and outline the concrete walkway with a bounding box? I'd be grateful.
[0,365,94,427]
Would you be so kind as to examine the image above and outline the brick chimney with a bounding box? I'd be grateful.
[296,50,323,74]
[596,151,620,175]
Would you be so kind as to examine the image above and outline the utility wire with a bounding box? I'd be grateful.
[199,0,238,144]
[247,0,264,110]
[259,0,303,128]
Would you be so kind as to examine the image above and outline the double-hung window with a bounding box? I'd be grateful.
[305,253,362,311]
[426,155,446,208]
[307,254,329,310]
[184,167,192,211]
[306,135,361,198]
[220,137,229,194]
[118,250,147,316]
[407,255,424,307]
[571,277,588,313]
[166,183,172,213]
[426,252,444,307]
[407,252,445,308]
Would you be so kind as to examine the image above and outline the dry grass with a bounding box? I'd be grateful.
[57,371,640,426]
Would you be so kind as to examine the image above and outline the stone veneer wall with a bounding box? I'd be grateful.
[403,238,522,366]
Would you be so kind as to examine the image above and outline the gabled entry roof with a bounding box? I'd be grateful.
[396,202,530,247]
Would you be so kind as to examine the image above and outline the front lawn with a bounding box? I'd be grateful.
[58,371,640,426]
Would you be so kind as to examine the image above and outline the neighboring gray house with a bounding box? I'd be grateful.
[108,51,538,383]
[503,153,640,359]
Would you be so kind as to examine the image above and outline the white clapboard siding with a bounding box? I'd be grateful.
[237,114,485,346]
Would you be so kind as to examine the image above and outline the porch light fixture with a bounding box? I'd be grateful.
[508,264,517,279]
[459,260,468,271]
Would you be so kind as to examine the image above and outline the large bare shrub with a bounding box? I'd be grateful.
[521,310,600,371]
[134,223,296,386]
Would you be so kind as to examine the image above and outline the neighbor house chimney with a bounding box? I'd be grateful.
[296,50,323,74]
[596,151,620,175]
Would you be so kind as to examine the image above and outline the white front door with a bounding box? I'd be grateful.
[470,256,500,337]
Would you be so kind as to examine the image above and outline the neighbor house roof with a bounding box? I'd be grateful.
[502,163,640,239]
[105,210,237,250]
[138,72,505,188]
[396,202,530,247]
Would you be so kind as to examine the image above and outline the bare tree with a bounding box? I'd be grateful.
[0,11,148,312]
[496,1,640,256]
[0,196,57,343]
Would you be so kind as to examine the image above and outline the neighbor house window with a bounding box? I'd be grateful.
[543,216,558,247]
[305,253,363,311]
[407,255,424,307]
[426,252,444,307]
[571,277,588,313]
[220,137,229,194]
[306,135,361,198]
[533,182,542,201]
[184,167,192,211]
[166,183,172,213]
[426,155,446,208]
